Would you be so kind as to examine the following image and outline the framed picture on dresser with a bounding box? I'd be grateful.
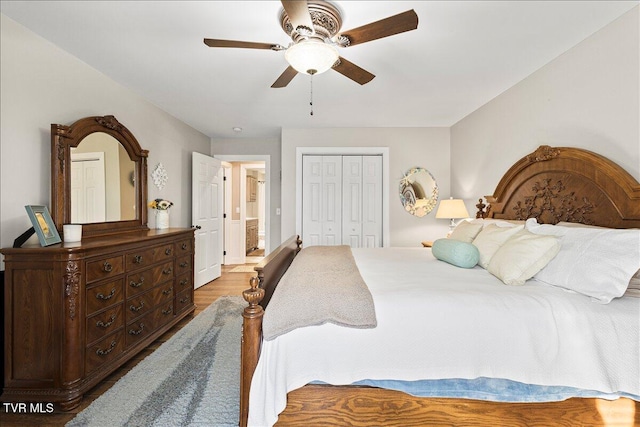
[25,204,61,246]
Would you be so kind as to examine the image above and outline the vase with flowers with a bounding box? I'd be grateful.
[148,198,173,229]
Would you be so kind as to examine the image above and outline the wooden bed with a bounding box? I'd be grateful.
[240,145,640,426]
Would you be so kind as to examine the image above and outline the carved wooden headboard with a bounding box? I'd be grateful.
[476,145,640,229]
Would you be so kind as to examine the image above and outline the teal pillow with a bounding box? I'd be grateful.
[431,238,479,268]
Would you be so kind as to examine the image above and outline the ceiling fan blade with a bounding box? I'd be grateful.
[337,10,418,47]
[203,38,284,51]
[271,66,298,88]
[281,0,313,31]
[333,57,375,85]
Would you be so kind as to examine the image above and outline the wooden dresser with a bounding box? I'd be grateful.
[1,228,195,410]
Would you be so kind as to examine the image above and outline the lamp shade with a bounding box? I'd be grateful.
[285,40,339,75]
[435,198,469,219]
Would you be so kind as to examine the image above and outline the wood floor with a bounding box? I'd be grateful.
[0,264,253,427]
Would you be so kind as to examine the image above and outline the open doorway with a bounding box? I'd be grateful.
[243,163,266,263]
[215,155,270,265]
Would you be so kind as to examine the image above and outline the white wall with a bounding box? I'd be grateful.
[281,128,451,247]
[0,15,210,256]
[451,6,640,214]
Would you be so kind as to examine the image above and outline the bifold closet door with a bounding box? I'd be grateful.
[303,155,382,248]
[302,155,342,246]
[342,155,382,248]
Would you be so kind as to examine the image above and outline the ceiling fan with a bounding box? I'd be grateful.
[204,0,418,88]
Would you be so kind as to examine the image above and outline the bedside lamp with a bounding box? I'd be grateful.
[436,198,470,235]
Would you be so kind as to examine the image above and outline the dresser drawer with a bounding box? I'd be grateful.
[86,305,124,345]
[86,279,124,316]
[126,243,175,271]
[155,300,175,328]
[126,301,180,347]
[175,254,192,275]
[86,255,124,284]
[125,280,174,323]
[176,272,192,291]
[125,309,157,347]
[175,288,193,315]
[85,330,124,375]
[176,238,193,254]
[125,261,174,298]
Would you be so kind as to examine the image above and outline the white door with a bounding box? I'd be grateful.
[302,155,382,248]
[302,155,342,246]
[222,162,232,265]
[342,156,362,247]
[361,155,383,247]
[71,152,106,223]
[192,152,223,288]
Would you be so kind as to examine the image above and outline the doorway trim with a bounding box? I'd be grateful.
[214,155,271,263]
[295,147,390,247]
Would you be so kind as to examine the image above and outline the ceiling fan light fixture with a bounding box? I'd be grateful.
[285,40,338,75]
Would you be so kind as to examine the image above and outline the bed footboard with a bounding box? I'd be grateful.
[240,235,302,427]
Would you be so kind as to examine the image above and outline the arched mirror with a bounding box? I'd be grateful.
[51,115,148,237]
[399,167,439,217]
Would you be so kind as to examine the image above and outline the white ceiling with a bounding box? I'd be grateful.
[2,1,638,139]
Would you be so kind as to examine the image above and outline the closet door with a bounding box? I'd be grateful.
[302,156,342,246]
[361,155,383,247]
[342,156,363,247]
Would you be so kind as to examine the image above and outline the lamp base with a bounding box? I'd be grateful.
[447,218,457,236]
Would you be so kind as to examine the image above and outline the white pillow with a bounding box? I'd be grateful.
[449,221,483,243]
[557,222,640,292]
[526,219,640,303]
[471,223,524,269]
[488,230,561,286]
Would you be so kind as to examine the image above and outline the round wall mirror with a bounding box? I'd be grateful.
[399,167,439,217]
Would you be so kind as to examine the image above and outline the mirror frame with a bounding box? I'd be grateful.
[51,115,149,238]
[399,167,439,217]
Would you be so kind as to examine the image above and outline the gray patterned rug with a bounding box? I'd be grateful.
[67,296,244,427]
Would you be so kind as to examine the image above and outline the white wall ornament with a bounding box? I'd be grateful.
[151,163,168,190]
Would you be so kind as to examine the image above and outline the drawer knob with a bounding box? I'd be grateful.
[181,243,188,250]
[96,340,117,356]
[162,267,173,275]
[179,296,189,304]
[180,278,189,286]
[96,288,116,300]
[130,301,145,312]
[162,306,173,315]
[133,255,143,264]
[103,261,113,272]
[165,248,172,256]
[129,323,145,335]
[130,277,145,288]
[179,262,188,268]
[162,287,173,296]
[96,314,116,328]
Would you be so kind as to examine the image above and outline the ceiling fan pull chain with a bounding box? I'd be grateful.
[309,73,314,116]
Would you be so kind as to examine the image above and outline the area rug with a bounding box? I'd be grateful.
[67,296,244,427]
[229,265,258,273]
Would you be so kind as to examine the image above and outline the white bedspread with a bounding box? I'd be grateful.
[248,248,640,427]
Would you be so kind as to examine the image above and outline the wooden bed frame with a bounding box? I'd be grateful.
[240,146,640,426]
